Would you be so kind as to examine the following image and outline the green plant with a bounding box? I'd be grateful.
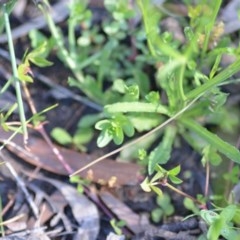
[0,0,27,141]
[110,218,126,236]
[29,0,240,237]
[151,193,174,223]
[51,127,93,152]
[29,0,240,163]
[0,0,74,175]
[94,0,240,163]
[69,175,90,193]
[31,0,157,146]
[0,1,53,133]
[200,205,240,240]
[140,165,204,205]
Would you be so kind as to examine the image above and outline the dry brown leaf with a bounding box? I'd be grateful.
[0,128,142,187]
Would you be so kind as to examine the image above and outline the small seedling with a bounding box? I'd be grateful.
[200,205,240,240]
[69,175,90,194]
[151,193,174,223]
[140,165,204,207]
[110,218,126,236]
[51,127,93,152]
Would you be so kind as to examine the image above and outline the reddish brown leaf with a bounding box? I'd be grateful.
[0,128,142,187]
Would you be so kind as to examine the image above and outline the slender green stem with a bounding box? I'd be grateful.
[137,0,183,60]
[43,8,77,69]
[201,0,222,57]
[0,196,4,236]
[38,3,85,82]
[137,0,155,56]
[164,182,203,206]
[3,3,27,143]
[0,76,14,94]
[68,21,76,57]
[67,2,77,58]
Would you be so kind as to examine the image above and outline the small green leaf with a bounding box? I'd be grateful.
[207,218,224,240]
[112,79,126,93]
[77,184,84,193]
[23,41,53,67]
[17,64,33,83]
[183,198,199,214]
[209,54,222,79]
[201,210,219,225]
[128,113,162,132]
[145,91,160,104]
[104,102,169,114]
[210,151,222,166]
[138,148,147,161]
[51,127,72,145]
[125,84,139,101]
[69,175,80,184]
[140,177,151,192]
[29,29,48,48]
[103,21,120,36]
[220,226,239,240]
[156,194,174,216]
[180,118,240,164]
[27,41,49,59]
[29,56,53,67]
[78,114,102,128]
[168,165,181,176]
[97,128,113,148]
[110,219,123,236]
[151,208,163,223]
[220,205,237,223]
[150,185,163,197]
[116,220,126,228]
[112,125,124,145]
[164,204,175,216]
[95,119,111,130]
[122,121,134,137]
[148,126,176,175]
[156,194,170,205]
[168,175,183,184]
[73,128,93,145]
